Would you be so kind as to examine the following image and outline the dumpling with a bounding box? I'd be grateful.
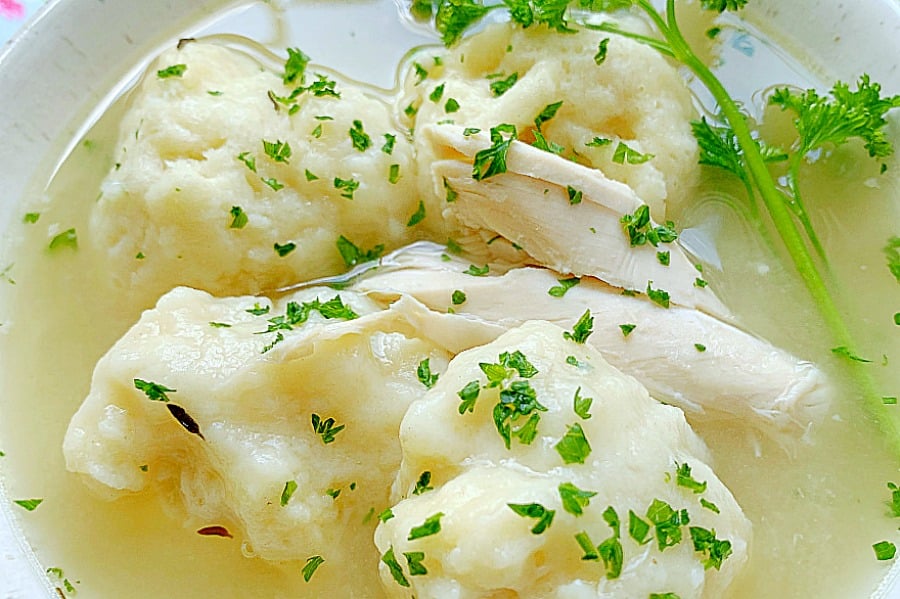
[63,285,451,592]
[375,321,751,598]
[91,41,421,304]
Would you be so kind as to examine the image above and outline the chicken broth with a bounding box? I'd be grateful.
[1,2,898,598]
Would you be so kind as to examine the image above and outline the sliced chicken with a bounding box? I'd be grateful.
[352,245,831,438]
[423,124,730,319]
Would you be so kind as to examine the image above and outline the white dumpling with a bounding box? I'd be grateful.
[91,42,421,304]
[63,286,451,591]
[403,22,699,241]
[374,321,751,598]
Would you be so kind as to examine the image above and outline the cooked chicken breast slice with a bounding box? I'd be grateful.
[423,125,730,319]
[353,247,831,438]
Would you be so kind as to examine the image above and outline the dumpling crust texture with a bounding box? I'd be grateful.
[375,321,751,599]
[91,42,421,304]
[63,285,451,593]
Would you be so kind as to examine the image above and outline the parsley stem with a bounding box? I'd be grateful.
[639,0,899,451]
[787,153,828,262]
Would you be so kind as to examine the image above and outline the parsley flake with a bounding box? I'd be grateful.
[548,276,580,297]
[444,97,461,113]
[274,242,297,257]
[690,526,733,570]
[563,309,594,344]
[457,380,480,414]
[675,462,708,494]
[567,185,583,205]
[628,510,652,545]
[406,200,427,226]
[301,555,324,582]
[594,38,610,65]
[490,72,519,97]
[262,139,292,163]
[555,423,592,464]
[281,480,298,506]
[472,124,517,181]
[381,547,410,588]
[48,228,78,251]
[559,482,596,516]
[619,323,636,337]
[417,358,440,389]
[620,205,678,247]
[413,471,433,495]
[875,541,897,561]
[311,413,345,444]
[534,101,563,130]
[646,282,671,308]
[507,503,555,534]
[573,386,593,419]
[408,512,443,540]
[464,263,489,276]
[451,289,467,305]
[334,177,360,199]
[229,206,248,229]
[382,133,397,154]
[157,64,187,79]
[404,551,428,576]
[349,120,372,151]
[612,141,654,164]
[336,235,384,267]
[13,498,43,512]
[283,47,310,84]
[831,346,872,363]
[134,379,175,402]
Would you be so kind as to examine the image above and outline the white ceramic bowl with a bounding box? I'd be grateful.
[0,0,898,597]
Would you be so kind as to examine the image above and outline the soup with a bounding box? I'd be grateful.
[0,1,898,597]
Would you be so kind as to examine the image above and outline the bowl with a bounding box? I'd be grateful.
[1,0,898,597]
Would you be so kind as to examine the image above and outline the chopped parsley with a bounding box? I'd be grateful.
[534,101,564,131]
[563,309,594,344]
[412,61,429,83]
[246,303,270,316]
[13,498,43,512]
[381,546,410,588]
[382,133,397,154]
[646,499,687,551]
[594,38,610,65]
[532,129,565,155]
[444,98,460,113]
[274,241,297,257]
[575,531,599,560]
[695,277,709,288]
[45,567,77,594]
[378,508,395,522]
[650,594,682,599]
[336,235,384,268]
[305,169,319,181]
[472,124,517,181]
[573,386,593,419]
[283,47,310,84]
[874,541,897,561]
[208,322,231,328]
[548,276,580,297]
[404,551,428,576]
[23,212,40,224]
[494,380,546,448]
[443,177,458,202]
[463,127,481,136]
[489,72,519,97]
[262,139,292,163]
[689,526,733,570]
[236,151,257,172]
[831,346,872,363]
[612,141,655,164]
[657,250,671,266]
[567,185,583,205]
[417,358,440,389]
[134,379,176,402]
[281,480,298,506]
[413,471,433,495]
[555,423,591,464]
[301,555,324,582]
[429,83,445,102]
[261,177,284,191]
[628,510,652,545]
[558,482,596,516]
[507,502,555,534]
[349,120,372,151]
[885,237,900,283]
[464,263,489,276]
[229,206,248,229]
[389,163,401,184]
[408,512,443,539]
[700,498,721,513]
[48,228,78,251]
[333,177,360,199]
[310,413,345,444]
[675,462,707,494]
[406,200,427,226]
[619,323,636,337]
[451,289,467,305]
[157,64,187,78]
[457,380,480,414]
[586,136,613,147]
[598,506,624,579]
[694,343,707,352]
[646,282,671,308]
[620,205,678,247]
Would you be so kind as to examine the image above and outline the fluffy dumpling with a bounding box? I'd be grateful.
[91,41,421,303]
[374,321,751,598]
[63,286,451,592]
[403,22,699,241]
